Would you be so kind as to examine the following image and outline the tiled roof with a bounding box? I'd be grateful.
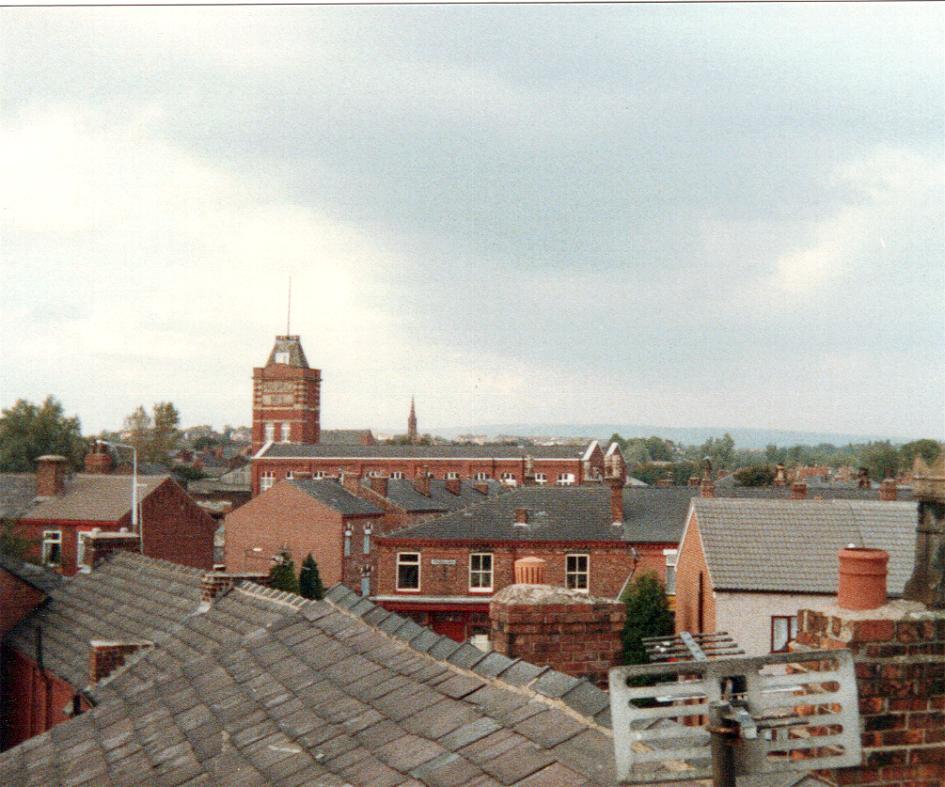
[0,564,624,785]
[385,487,695,544]
[18,474,168,523]
[289,479,383,516]
[260,442,592,460]
[691,498,917,595]
[0,473,38,518]
[369,478,506,513]
[718,485,914,502]
[320,429,374,444]
[0,552,65,595]
[188,465,252,494]
[265,335,310,368]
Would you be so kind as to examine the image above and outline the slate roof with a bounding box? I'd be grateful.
[289,479,383,517]
[264,335,310,368]
[385,487,695,544]
[188,465,252,494]
[17,474,168,523]
[718,485,914,502]
[691,498,917,595]
[260,442,593,460]
[0,560,630,785]
[368,478,506,513]
[0,552,65,595]
[320,429,375,445]
[0,473,38,518]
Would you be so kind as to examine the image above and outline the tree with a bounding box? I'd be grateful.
[621,572,674,665]
[299,553,325,600]
[0,396,87,472]
[149,402,181,462]
[733,465,775,487]
[860,441,900,480]
[123,406,152,457]
[0,519,36,561]
[644,436,674,462]
[269,549,300,594]
[899,439,941,469]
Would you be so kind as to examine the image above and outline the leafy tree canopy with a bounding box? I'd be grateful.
[121,402,182,464]
[299,553,325,600]
[733,465,775,487]
[622,572,674,665]
[899,439,941,469]
[0,396,87,472]
[269,549,300,594]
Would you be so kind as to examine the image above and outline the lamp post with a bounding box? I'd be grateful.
[97,440,140,548]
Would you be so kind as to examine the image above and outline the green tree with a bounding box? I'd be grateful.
[269,549,300,594]
[860,441,900,480]
[0,396,87,472]
[700,433,736,470]
[172,465,207,484]
[149,402,181,462]
[299,553,325,600]
[0,519,37,561]
[644,436,674,462]
[733,465,775,487]
[899,439,941,469]
[621,572,674,665]
[123,405,152,457]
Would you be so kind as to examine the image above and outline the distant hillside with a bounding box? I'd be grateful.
[421,424,914,449]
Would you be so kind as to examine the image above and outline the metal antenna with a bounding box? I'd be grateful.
[286,276,292,334]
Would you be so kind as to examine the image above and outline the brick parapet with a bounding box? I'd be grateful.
[794,601,945,785]
[88,640,153,684]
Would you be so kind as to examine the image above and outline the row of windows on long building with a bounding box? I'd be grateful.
[258,470,578,491]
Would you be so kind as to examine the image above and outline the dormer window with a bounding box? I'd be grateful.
[275,351,290,364]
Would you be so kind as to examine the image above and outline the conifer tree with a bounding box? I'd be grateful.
[299,552,324,600]
[621,572,674,665]
[268,549,300,594]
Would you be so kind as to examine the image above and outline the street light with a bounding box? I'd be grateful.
[96,440,141,551]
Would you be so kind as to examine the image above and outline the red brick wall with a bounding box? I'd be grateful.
[252,364,321,452]
[374,540,651,600]
[136,478,216,570]
[674,512,716,636]
[0,572,45,637]
[795,607,945,786]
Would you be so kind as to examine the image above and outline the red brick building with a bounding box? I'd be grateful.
[252,335,321,452]
[0,555,63,638]
[374,485,693,642]
[4,455,217,576]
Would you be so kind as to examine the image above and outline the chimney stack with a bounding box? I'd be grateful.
[773,464,787,487]
[84,443,112,474]
[369,475,389,498]
[513,556,546,585]
[473,482,490,495]
[609,477,624,524]
[514,507,529,526]
[89,640,152,685]
[35,455,68,497]
[414,467,430,497]
[444,477,461,496]
[879,478,897,502]
[837,547,888,610]
[791,480,808,500]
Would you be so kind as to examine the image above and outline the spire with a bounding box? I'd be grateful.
[407,396,418,444]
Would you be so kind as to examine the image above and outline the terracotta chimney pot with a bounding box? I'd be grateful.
[514,557,546,584]
[837,547,888,610]
[791,481,808,500]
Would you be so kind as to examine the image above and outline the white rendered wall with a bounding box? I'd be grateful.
[713,592,836,656]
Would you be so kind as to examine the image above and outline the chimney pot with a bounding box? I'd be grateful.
[879,478,897,502]
[791,480,808,500]
[514,507,529,525]
[513,557,546,584]
[837,547,888,610]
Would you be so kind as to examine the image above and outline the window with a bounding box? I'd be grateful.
[42,531,62,566]
[344,529,352,557]
[469,553,493,591]
[663,549,678,595]
[397,552,420,590]
[771,615,798,653]
[280,423,290,443]
[260,471,275,492]
[445,472,460,480]
[391,471,405,480]
[264,422,275,443]
[368,470,384,478]
[565,554,589,591]
[363,526,372,555]
[360,574,371,596]
[275,351,290,364]
[556,473,575,486]
[313,471,326,479]
[285,471,294,480]
[534,472,547,485]
[474,472,489,481]
[500,472,517,486]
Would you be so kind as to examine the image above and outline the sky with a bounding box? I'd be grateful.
[1,4,943,440]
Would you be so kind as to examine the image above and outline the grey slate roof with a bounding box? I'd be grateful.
[261,442,591,459]
[386,487,694,544]
[0,552,65,595]
[18,474,168,523]
[265,335,310,368]
[0,473,38,518]
[368,478,506,513]
[187,464,252,494]
[0,560,627,785]
[320,429,375,444]
[691,498,917,595]
[289,479,383,516]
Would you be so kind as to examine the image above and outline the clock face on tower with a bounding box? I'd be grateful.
[260,380,295,406]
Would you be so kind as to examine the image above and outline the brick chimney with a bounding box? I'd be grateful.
[489,585,626,688]
[200,570,270,603]
[35,455,68,497]
[791,480,808,500]
[879,478,898,502]
[84,443,112,474]
[89,640,152,684]
[369,475,389,498]
[688,476,700,487]
[444,478,461,496]
[514,507,529,526]
[773,463,787,487]
[699,476,715,498]
[82,530,140,569]
[903,451,945,608]
[414,467,431,497]
[473,482,490,495]
[609,477,624,524]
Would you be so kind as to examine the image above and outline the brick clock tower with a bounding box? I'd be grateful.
[252,336,321,453]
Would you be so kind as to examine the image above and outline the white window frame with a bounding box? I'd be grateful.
[344,528,352,557]
[285,471,294,480]
[396,552,421,591]
[42,530,62,566]
[280,422,291,443]
[469,552,493,592]
[565,553,589,592]
[260,471,275,492]
[391,471,405,480]
[556,472,575,486]
[264,422,275,443]
[474,472,489,481]
[500,472,517,487]
[313,471,326,479]
[534,472,547,485]
[275,351,290,364]
[445,471,460,480]
[771,615,799,653]
[368,470,384,478]
[663,549,678,595]
[363,526,372,555]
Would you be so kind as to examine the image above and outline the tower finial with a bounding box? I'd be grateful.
[286,276,292,335]
[407,396,418,444]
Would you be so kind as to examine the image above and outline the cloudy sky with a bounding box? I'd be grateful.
[1,4,943,440]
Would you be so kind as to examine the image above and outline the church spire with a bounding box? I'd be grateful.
[407,397,418,444]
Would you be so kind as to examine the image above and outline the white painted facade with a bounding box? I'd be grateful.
[713,591,837,656]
